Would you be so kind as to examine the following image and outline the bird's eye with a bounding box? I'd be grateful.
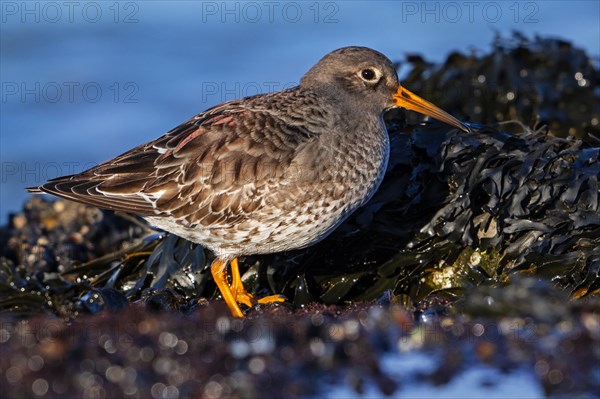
[361,68,377,81]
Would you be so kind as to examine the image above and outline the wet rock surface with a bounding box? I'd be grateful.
[1,34,599,398]
[1,285,598,398]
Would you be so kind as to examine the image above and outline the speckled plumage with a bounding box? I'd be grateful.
[29,47,468,316]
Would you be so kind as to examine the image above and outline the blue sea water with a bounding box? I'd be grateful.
[1,1,599,222]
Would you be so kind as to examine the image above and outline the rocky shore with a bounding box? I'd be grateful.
[1,34,598,398]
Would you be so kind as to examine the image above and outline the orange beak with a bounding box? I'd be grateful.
[393,86,470,132]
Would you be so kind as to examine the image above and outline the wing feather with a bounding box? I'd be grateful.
[28,90,324,226]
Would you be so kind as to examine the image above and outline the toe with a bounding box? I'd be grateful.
[256,294,287,305]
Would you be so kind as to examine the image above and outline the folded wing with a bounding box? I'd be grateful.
[28,98,319,225]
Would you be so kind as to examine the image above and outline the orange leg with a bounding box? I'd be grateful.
[230,258,254,308]
[210,258,244,318]
[211,257,286,318]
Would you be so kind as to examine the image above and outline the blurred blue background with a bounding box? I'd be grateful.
[1,1,599,222]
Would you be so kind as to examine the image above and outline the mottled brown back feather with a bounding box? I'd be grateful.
[29,88,324,225]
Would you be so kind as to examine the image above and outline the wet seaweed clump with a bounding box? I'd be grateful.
[0,196,148,315]
[279,122,599,306]
[400,32,600,139]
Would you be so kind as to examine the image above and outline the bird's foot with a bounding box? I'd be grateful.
[256,294,287,305]
[231,288,286,308]
[231,286,254,309]
[211,257,286,317]
[230,258,286,307]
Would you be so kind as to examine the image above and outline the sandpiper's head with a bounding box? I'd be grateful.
[301,46,400,111]
[301,46,470,132]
